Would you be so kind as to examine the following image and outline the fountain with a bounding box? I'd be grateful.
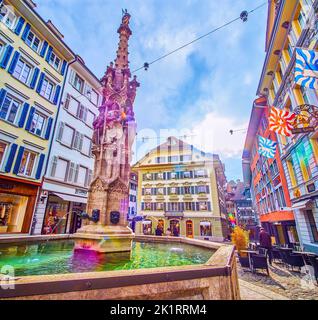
[73,10,140,254]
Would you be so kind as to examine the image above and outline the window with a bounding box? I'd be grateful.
[13,59,32,84]
[300,87,310,104]
[25,30,41,53]
[184,186,191,194]
[156,203,164,210]
[0,4,17,29]
[306,210,318,243]
[40,78,55,101]
[156,156,165,164]
[297,9,306,29]
[78,105,87,122]
[29,111,46,137]
[73,74,84,92]
[145,188,152,195]
[199,202,208,210]
[169,155,179,162]
[77,166,87,186]
[0,95,20,124]
[198,185,207,194]
[54,158,68,181]
[49,51,61,71]
[86,110,95,127]
[67,96,80,116]
[0,42,4,57]
[157,172,164,180]
[171,172,177,179]
[18,150,37,177]
[89,89,98,105]
[287,43,293,58]
[0,141,8,167]
[170,187,177,195]
[195,169,206,178]
[157,188,164,195]
[81,136,91,156]
[183,171,191,178]
[60,124,75,147]
[182,155,192,162]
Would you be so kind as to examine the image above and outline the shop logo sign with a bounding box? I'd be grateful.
[0,265,15,290]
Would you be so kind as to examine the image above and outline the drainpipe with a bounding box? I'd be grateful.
[30,57,77,235]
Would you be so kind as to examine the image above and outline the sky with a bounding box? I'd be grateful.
[35,0,267,181]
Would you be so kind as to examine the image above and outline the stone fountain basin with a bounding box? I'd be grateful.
[0,236,240,300]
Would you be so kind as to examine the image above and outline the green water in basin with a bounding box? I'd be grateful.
[0,240,213,276]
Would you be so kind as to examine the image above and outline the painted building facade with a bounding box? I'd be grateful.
[0,0,74,234]
[32,56,102,235]
[133,137,228,241]
[243,97,298,245]
[127,171,138,230]
[256,0,318,252]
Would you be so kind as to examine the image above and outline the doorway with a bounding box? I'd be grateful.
[170,219,180,237]
[186,220,193,238]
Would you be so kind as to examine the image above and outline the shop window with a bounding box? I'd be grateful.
[18,149,37,177]
[142,220,152,234]
[0,95,21,124]
[200,221,212,237]
[0,193,28,233]
[29,111,46,137]
[0,141,8,168]
[286,225,299,244]
[42,195,69,234]
[306,210,318,243]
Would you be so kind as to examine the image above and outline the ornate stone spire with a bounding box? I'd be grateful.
[115,10,132,70]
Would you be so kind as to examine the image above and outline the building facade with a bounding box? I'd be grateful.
[127,171,138,230]
[0,0,74,234]
[133,137,228,241]
[256,0,318,253]
[32,56,102,235]
[243,97,298,246]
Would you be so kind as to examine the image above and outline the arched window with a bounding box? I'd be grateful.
[200,221,212,237]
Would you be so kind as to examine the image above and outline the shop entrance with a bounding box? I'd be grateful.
[170,219,180,237]
[186,220,193,238]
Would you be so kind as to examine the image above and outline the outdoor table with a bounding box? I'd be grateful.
[292,251,318,257]
[240,250,258,271]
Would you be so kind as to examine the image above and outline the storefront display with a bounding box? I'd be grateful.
[200,221,212,237]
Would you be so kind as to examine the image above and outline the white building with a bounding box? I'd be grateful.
[32,55,101,235]
[128,171,138,230]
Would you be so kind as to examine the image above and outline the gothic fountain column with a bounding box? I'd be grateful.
[73,11,140,253]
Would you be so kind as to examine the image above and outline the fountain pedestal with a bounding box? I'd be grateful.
[73,11,139,254]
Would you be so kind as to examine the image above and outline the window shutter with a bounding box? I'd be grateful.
[206,185,210,194]
[18,102,30,128]
[14,17,25,35]
[207,202,211,211]
[73,131,79,149]
[191,186,195,194]
[67,162,75,182]
[53,85,61,105]
[142,188,145,195]
[141,203,145,210]
[64,93,70,109]
[0,88,7,108]
[21,23,31,41]
[61,60,67,76]
[195,202,199,211]
[36,72,45,94]
[57,122,64,141]
[4,143,18,173]
[84,169,89,187]
[167,172,171,180]
[79,134,84,151]
[74,164,80,183]
[50,156,58,176]
[45,46,53,63]
[45,117,53,140]
[13,146,25,175]
[30,67,40,89]
[163,172,166,180]
[8,51,20,74]
[68,69,75,85]
[35,154,45,179]
[195,186,198,194]
[83,107,88,122]
[168,187,171,195]
[0,45,13,69]
[25,106,35,131]
[88,169,93,185]
[40,41,48,58]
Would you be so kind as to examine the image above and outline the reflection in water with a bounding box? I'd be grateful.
[0,240,213,276]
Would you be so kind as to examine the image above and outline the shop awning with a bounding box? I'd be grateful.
[53,193,87,204]
[142,221,152,224]
[200,221,211,226]
[291,199,311,210]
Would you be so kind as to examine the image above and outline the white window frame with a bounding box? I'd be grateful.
[0,4,17,30]
[54,157,69,181]
[18,149,37,177]
[40,77,55,102]
[81,135,91,156]
[25,29,42,53]
[0,94,21,125]
[73,73,84,93]
[13,58,33,85]
[49,51,61,71]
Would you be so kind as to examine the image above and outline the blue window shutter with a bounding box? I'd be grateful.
[46,46,53,63]
[0,88,7,107]
[25,106,35,131]
[14,17,25,35]
[61,60,67,76]
[207,202,211,211]
[36,72,45,94]
[21,23,31,41]
[30,67,40,89]
[0,45,13,69]
[4,143,18,173]
[40,41,48,58]
[8,51,20,74]
[35,154,45,179]
[18,103,30,128]
[53,85,61,105]
[206,186,210,194]
[44,117,53,140]
[13,146,25,175]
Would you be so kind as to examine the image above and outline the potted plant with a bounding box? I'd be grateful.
[231,226,250,268]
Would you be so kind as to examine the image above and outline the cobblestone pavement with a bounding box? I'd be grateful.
[237,260,318,300]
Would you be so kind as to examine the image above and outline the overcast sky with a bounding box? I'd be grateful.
[35,0,267,181]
